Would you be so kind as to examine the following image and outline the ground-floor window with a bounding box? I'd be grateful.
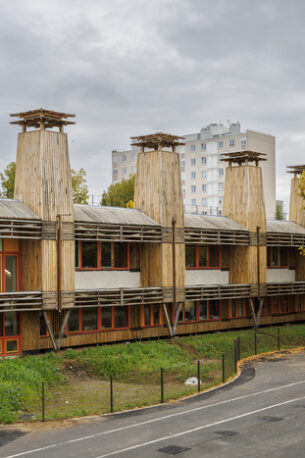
[141,304,163,327]
[175,300,221,323]
[230,298,248,318]
[295,295,305,312]
[262,296,290,315]
[67,306,130,334]
[0,311,21,356]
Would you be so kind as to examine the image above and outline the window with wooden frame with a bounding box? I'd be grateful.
[230,298,247,318]
[261,296,290,315]
[39,311,52,337]
[267,247,288,268]
[175,300,221,323]
[142,304,162,327]
[295,295,303,312]
[67,306,130,334]
[185,245,221,269]
[0,311,21,356]
[76,241,129,270]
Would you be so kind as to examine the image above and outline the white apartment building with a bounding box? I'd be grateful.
[111,123,276,219]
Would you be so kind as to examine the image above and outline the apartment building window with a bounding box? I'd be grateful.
[131,153,136,161]
[296,295,303,312]
[180,160,185,168]
[267,247,288,268]
[202,184,206,192]
[201,170,207,179]
[142,304,162,327]
[241,138,247,147]
[190,145,196,152]
[191,199,196,206]
[122,155,127,161]
[231,298,247,318]
[219,196,223,205]
[113,169,118,177]
[191,158,196,166]
[261,296,290,315]
[113,155,118,163]
[122,167,127,176]
[191,171,196,180]
[229,139,235,147]
[219,168,224,176]
[202,198,207,206]
[201,157,206,165]
[77,242,129,270]
[185,244,221,269]
[218,141,223,148]
[191,185,196,193]
[131,166,136,174]
[175,300,220,323]
[218,182,224,191]
[201,143,206,151]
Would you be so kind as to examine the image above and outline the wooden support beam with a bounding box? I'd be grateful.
[256,298,264,327]
[42,310,57,351]
[162,303,173,337]
[249,298,258,328]
[172,302,183,336]
[56,309,71,350]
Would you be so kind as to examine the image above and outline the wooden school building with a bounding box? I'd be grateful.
[1,108,305,357]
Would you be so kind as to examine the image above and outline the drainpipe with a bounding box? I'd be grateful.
[257,225,260,299]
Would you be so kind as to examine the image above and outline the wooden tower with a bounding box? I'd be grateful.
[222,151,267,288]
[133,133,185,309]
[11,109,75,313]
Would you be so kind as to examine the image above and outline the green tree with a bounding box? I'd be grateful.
[0,162,89,204]
[0,162,16,198]
[275,202,284,220]
[71,168,89,204]
[101,175,135,207]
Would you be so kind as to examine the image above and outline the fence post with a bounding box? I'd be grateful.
[222,354,225,383]
[161,368,164,403]
[277,328,280,351]
[234,339,238,373]
[238,336,241,361]
[42,382,45,422]
[254,329,257,355]
[197,360,200,393]
[110,375,114,413]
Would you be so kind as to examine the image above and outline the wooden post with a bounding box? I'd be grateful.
[222,354,225,383]
[42,382,45,422]
[161,368,164,403]
[197,360,200,393]
[110,375,114,413]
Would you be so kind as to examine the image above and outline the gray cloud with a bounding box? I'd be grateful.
[0,0,305,210]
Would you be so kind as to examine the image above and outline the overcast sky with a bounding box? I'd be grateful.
[1,0,305,211]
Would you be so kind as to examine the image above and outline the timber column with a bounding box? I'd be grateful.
[287,165,305,281]
[133,133,185,324]
[222,151,267,293]
[11,108,75,311]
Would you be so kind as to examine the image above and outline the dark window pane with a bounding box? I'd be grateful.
[185,245,196,267]
[297,295,302,312]
[101,243,112,267]
[209,301,220,320]
[237,299,243,317]
[114,307,129,328]
[199,301,208,320]
[267,247,271,267]
[272,248,279,267]
[175,303,183,322]
[6,340,18,353]
[153,304,160,325]
[75,241,80,268]
[68,309,80,332]
[272,297,280,313]
[114,243,128,268]
[5,312,19,336]
[144,305,151,326]
[5,256,17,292]
[209,246,220,267]
[198,246,207,267]
[82,308,97,331]
[82,242,97,268]
[184,301,197,321]
[231,299,236,318]
[263,297,272,315]
[281,296,289,313]
[40,312,47,336]
[101,307,113,329]
[280,248,287,267]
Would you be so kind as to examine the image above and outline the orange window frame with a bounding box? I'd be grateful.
[141,304,163,327]
[230,298,247,319]
[173,300,221,324]
[267,247,289,269]
[185,244,221,270]
[67,306,131,334]
[77,241,130,271]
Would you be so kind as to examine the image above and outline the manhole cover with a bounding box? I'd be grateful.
[215,430,238,437]
[158,445,191,455]
[260,416,283,422]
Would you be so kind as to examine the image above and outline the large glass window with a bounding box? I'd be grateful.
[68,309,80,332]
[185,245,196,267]
[101,243,112,267]
[4,312,19,336]
[114,307,129,328]
[185,245,221,269]
[101,308,113,329]
[82,308,98,331]
[82,242,97,268]
[114,243,128,268]
[184,301,197,321]
[5,256,17,292]
[267,247,288,268]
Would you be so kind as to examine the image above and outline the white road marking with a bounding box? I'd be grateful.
[4,378,305,458]
[95,395,305,457]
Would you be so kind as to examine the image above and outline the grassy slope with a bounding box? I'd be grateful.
[1,323,305,423]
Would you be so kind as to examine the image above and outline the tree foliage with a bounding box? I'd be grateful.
[275,202,284,220]
[100,175,135,208]
[0,162,89,204]
[71,168,89,204]
[0,162,16,198]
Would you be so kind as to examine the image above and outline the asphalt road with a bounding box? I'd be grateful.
[1,352,305,458]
